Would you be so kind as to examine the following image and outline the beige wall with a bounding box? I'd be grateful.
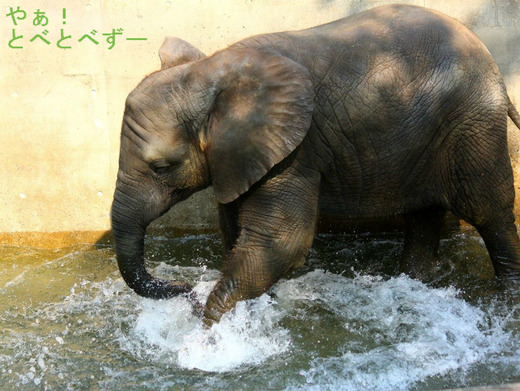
[1,0,520,245]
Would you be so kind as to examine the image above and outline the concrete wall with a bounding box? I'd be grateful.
[1,0,520,246]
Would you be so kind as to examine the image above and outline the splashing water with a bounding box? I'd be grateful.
[278,271,514,390]
[120,279,291,372]
[0,232,519,390]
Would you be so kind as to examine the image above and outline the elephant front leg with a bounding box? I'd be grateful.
[203,244,300,325]
[203,168,320,326]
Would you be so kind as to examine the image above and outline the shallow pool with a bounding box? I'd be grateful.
[1,230,519,390]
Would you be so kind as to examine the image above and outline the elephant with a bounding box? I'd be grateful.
[111,4,520,326]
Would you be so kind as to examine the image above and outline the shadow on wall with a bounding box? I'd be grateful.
[465,0,520,85]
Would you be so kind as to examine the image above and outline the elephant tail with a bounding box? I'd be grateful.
[508,96,520,130]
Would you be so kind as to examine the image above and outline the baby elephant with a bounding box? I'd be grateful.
[112,4,520,325]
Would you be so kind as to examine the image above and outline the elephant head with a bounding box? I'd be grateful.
[111,37,314,301]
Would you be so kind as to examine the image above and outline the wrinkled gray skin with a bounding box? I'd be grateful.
[112,5,520,326]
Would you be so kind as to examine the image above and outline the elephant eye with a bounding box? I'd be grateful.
[152,163,170,176]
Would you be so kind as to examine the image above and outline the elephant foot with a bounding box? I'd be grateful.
[201,277,242,328]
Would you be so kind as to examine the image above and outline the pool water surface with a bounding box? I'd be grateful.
[1,230,519,390]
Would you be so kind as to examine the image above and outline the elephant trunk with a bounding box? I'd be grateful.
[111,190,192,299]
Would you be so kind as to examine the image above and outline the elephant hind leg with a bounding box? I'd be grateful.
[450,186,520,280]
[399,206,446,279]
[442,114,520,280]
[475,219,520,280]
[450,139,520,279]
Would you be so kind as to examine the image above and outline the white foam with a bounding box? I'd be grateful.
[177,294,290,372]
[278,270,513,390]
[73,265,517,388]
[117,273,290,372]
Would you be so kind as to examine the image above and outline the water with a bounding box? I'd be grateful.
[1,230,519,390]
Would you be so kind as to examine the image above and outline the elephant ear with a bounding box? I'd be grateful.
[199,49,314,204]
[159,37,206,68]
